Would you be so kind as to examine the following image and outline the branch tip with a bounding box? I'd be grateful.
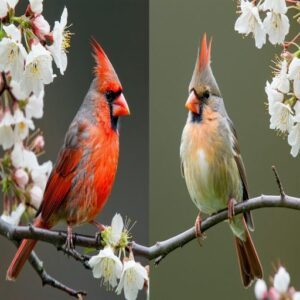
[271,165,286,200]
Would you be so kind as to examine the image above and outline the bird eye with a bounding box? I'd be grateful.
[203,90,210,99]
[105,90,115,102]
[105,90,122,103]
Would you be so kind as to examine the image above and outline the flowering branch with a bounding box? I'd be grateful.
[2,194,300,264]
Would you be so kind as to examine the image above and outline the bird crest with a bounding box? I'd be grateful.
[91,38,122,93]
[189,33,221,97]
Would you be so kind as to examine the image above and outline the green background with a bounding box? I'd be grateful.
[150,1,300,299]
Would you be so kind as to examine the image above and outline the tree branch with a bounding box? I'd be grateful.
[131,194,300,262]
[27,250,87,299]
[9,240,87,299]
[1,194,300,265]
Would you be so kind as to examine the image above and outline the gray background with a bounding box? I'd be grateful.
[150,1,300,299]
[0,0,148,299]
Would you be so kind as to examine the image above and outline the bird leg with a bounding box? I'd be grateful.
[90,220,106,232]
[194,212,206,246]
[227,198,237,223]
[63,225,74,251]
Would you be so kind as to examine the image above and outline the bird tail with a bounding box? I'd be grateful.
[6,216,46,281]
[234,218,263,288]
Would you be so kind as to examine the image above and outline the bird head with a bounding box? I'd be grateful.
[92,39,130,122]
[185,33,221,117]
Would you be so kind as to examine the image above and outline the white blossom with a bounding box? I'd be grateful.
[20,43,54,97]
[29,185,43,208]
[234,0,266,49]
[254,279,268,300]
[1,203,25,226]
[289,121,300,157]
[29,0,43,14]
[0,24,27,81]
[265,81,284,115]
[31,160,52,191]
[263,12,289,45]
[273,267,290,294]
[14,168,29,188]
[261,0,287,14]
[10,80,28,100]
[109,213,124,247]
[293,292,300,300]
[13,107,34,141]
[288,101,300,157]
[11,142,39,169]
[88,246,123,288]
[270,102,294,133]
[25,90,44,119]
[271,59,290,94]
[0,108,15,150]
[0,0,18,18]
[288,57,300,99]
[47,7,68,75]
[116,260,148,300]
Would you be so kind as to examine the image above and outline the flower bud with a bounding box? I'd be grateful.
[268,287,280,300]
[14,168,29,188]
[274,267,290,294]
[255,279,268,300]
[29,185,43,209]
[31,15,50,41]
[32,135,45,152]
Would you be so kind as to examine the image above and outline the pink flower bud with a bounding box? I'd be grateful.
[32,135,45,152]
[14,168,29,188]
[31,15,50,41]
[269,287,280,300]
[29,185,43,209]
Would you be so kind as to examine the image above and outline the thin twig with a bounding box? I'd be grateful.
[272,166,286,200]
[11,240,87,299]
[56,245,91,270]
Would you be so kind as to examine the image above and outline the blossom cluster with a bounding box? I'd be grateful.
[235,0,290,49]
[235,0,300,157]
[0,0,69,224]
[266,55,300,157]
[255,266,300,300]
[88,214,149,300]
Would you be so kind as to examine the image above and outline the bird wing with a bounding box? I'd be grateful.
[228,118,254,231]
[38,122,84,223]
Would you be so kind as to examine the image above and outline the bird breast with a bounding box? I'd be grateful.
[65,125,119,225]
[180,115,242,215]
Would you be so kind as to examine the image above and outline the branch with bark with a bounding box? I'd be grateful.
[2,194,300,296]
[1,166,298,299]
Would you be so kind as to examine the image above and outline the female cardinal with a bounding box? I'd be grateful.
[7,40,130,280]
[180,34,263,287]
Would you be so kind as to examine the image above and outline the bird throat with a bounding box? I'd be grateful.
[191,102,204,123]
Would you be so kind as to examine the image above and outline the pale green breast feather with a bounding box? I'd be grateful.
[180,116,243,216]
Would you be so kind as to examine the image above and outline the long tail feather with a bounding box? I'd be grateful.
[6,216,46,281]
[234,218,263,287]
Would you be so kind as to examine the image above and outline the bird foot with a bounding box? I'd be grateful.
[63,225,74,252]
[194,212,206,246]
[227,198,237,223]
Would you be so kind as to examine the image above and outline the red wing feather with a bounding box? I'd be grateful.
[39,147,82,223]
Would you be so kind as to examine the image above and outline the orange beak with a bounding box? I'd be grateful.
[112,93,130,117]
[185,91,200,114]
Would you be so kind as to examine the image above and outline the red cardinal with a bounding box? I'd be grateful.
[7,40,130,280]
